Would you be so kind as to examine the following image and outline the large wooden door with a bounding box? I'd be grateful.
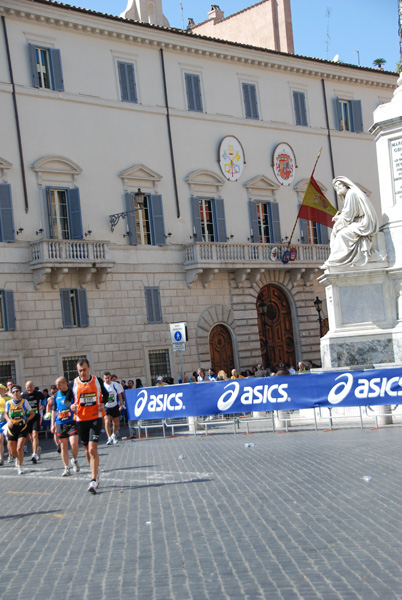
[209,324,234,375]
[257,285,296,369]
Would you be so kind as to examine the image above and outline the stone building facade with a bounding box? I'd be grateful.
[0,0,397,387]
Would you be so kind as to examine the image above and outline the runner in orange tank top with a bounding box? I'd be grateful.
[66,358,108,494]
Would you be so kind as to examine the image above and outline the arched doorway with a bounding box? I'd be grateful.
[209,324,234,375]
[257,285,296,369]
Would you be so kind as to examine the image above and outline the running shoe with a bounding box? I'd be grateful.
[71,458,80,472]
[17,465,24,475]
[88,480,97,494]
[96,469,101,489]
[62,466,71,477]
[56,446,61,454]
[106,437,113,445]
[31,453,38,464]
[111,434,118,446]
[0,458,4,466]
[7,455,14,463]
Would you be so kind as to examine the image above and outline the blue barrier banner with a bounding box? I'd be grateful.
[126,368,402,421]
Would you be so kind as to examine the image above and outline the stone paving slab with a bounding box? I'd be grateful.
[0,426,401,600]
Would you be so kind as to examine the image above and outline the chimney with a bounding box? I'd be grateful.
[208,5,224,21]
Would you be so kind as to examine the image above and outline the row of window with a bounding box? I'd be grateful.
[0,182,329,246]
[0,348,171,388]
[28,43,364,132]
[0,286,163,333]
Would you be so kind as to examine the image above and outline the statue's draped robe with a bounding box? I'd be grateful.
[324,179,379,268]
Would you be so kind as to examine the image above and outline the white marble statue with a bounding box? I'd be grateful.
[322,176,383,269]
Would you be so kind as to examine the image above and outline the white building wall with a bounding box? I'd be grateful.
[0,0,397,387]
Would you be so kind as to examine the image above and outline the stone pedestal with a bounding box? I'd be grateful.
[318,253,402,368]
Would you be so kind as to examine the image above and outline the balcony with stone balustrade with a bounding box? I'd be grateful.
[29,239,115,288]
[183,242,330,287]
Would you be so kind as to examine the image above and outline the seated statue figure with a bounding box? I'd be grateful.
[322,176,383,269]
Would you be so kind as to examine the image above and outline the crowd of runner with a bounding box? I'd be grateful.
[0,359,126,494]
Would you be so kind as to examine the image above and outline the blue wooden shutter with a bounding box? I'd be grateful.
[50,48,64,92]
[334,98,342,130]
[60,289,73,328]
[3,290,16,331]
[0,184,15,243]
[76,289,89,327]
[248,201,259,243]
[293,91,307,126]
[351,100,363,132]
[145,287,162,323]
[190,197,202,241]
[125,192,137,245]
[298,203,309,244]
[45,187,55,239]
[67,189,83,239]
[149,194,166,246]
[269,202,281,243]
[243,83,259,119]
[118,62,137,103]
[319,224,330,244]
[185,74,202,112]
[28,44,40,88]
[214,198,227,242]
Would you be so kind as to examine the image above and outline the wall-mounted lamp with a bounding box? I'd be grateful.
[36,228,44,236]
[281,235,289,243]
[314,296,323,338]
[15,227,24,236]
[109,188,145,232]
[226,234,234,242]
[123,231,132,239]
[164,232,172,239]
[85,229,93,237]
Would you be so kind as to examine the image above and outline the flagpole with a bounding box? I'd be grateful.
[286,147,323,248]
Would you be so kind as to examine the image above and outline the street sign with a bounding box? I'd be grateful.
[169,322,187,345]
[172,342,186,352]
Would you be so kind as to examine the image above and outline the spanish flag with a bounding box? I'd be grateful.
[297,176,337,228]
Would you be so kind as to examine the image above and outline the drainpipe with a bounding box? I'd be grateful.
[321,78,338,210]
[2,16,29,213]
[160,48,180,218]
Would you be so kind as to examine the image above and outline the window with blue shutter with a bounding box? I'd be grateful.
[0,184,15,243]
[28,44,64,91]
[118,61,138,103]
[185,73,203,112]
[124,193,166,246]
[191,197,227,242]
[0,290,16,331]
[46,187,83,240]
[248,201,281,243]
[242,83,259,120]
[60,289,89,328]
[293,91,308,126]
[145,287,162,324]
[334,98,363,132]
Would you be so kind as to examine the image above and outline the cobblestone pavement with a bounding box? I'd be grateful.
[0,424,401,600]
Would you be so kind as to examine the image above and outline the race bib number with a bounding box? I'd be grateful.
[58,409,71,421]
[105,394,116,407]
[80,393,96,407]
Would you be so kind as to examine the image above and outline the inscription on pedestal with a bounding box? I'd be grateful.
[390,137,402,203]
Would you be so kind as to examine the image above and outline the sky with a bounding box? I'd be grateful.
[57,0,400,71]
